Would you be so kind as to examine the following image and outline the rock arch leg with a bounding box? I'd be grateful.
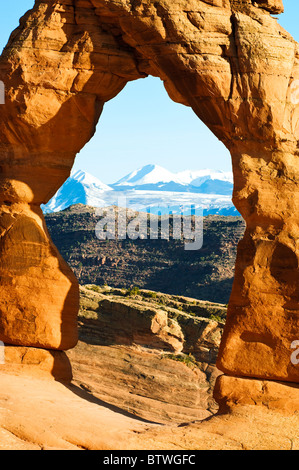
[217,146,299,383]
[0,0,143,352]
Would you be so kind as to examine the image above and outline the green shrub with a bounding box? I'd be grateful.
[87,285,101,293]
[143,291,158,299]
[210,314,226,324]
[163,353,198,369]
[126,286,141,297]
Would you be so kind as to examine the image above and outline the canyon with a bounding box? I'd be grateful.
[45,204,245,304]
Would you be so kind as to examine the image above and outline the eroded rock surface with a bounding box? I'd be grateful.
[0,371,298,450]
[1,346,73,382]
[66,285,223,424]
[1,285,297,450]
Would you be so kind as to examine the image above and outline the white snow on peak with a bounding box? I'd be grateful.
[42,165,236,215]
[176,169,233,186]
[114,164,186,186]
[71,169,113,191]
[113,164,233,187]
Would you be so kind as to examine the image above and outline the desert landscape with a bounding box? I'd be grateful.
[0,0,299,453]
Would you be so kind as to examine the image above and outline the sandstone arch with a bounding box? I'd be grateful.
[0,0,299,400]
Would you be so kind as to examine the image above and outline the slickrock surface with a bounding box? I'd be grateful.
[128,403,299,451]
[0,371,298,450]
[0,286,298,450]
[68,343,218,425]
[0,372,156,450]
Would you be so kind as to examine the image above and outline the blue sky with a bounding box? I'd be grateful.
[0,1,298,183]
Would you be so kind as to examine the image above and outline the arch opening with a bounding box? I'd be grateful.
[44,74,239,308]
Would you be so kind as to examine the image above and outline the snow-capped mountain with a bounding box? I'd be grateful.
[70,169,112,189]
[114,164,185,186]
[42,169,112,213]
[112,164,233,195]
[176,169,233,185]
[42,166,239,216]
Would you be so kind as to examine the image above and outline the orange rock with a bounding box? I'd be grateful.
[0,203,79,350]
[214,374,299,416]
[254,0,284,14]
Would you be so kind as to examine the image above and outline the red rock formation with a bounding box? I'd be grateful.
[0,0,298,402]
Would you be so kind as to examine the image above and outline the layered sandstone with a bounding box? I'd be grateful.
[65,285,223,424]
[78,285,224,361]
[0,0,298,414]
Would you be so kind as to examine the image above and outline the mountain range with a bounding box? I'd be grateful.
[112,164,233,195]
[42,165,239,216]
